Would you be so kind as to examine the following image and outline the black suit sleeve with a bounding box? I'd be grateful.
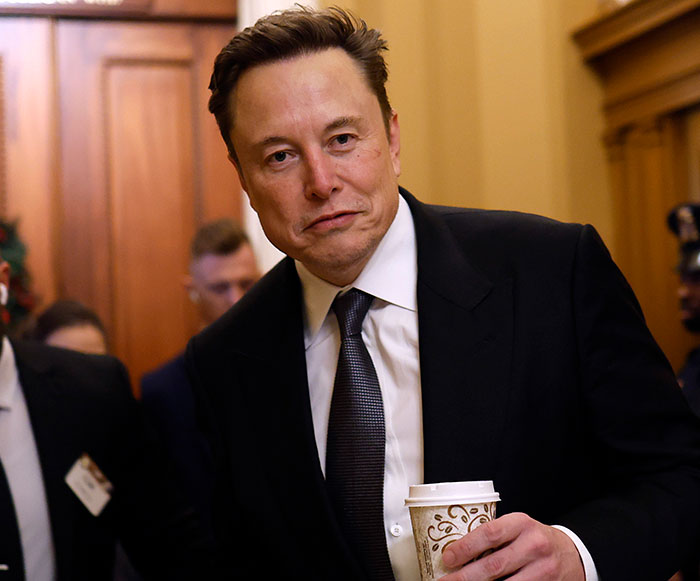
[557,225,700,580]
[90,357,217,580]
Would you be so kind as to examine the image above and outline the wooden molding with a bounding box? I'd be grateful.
[0,0,236,20]
[573,0,700,61]
[0,0,152,17]
[605,65,700,130]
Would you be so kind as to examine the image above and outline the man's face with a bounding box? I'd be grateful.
[188,244,260,325]
[45,324,107,355]
[679,271,700,333]
[229,48,401,286]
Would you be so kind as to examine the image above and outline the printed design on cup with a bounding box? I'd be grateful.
[427,503,496,554]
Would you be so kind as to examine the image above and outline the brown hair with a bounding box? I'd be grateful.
[190,218,249,260]
[208,5,391,159]
[28,299,106,344]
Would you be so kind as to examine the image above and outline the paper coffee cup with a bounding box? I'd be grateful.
[405,481,500,580]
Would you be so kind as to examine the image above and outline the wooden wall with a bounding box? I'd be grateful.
[574,0,700,370]
[0,3,241,389]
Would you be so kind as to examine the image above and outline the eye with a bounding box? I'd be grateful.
[264,149,294,168]
[333,133,355,146]
[206,282,231,295]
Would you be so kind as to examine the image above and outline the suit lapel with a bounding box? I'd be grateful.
[216,260,365,576]
[404,192,514,485]
[13,342,77,580]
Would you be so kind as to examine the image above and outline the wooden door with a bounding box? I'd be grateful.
[57,20,240,389]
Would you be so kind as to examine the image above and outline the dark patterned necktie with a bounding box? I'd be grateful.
[0,456,25,580]
[326,289,395,581]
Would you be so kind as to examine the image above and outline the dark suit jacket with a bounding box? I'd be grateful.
[7,340,213,580]
[140,353,215,538]
[187,189,700,580]
[680,347,700,417]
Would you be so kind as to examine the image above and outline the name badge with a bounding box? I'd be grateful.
[64,453,113,516]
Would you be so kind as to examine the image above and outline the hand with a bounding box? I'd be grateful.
[439,512,585,580]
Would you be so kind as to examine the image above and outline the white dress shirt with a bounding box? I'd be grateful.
[296,196,598,580]
[0,337,56,581]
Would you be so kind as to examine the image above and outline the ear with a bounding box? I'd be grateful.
[228,153,249,194]
[388,110,401,178]
[182,274,199,303]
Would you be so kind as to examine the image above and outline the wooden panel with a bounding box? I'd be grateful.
[689,107,700,200]
[106,63,196,386]
[604,117,694,371]
[58,20,241,386]
[191,24,241,223]
[0,18,57,308]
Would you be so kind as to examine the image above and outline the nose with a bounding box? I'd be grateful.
[679,281,690,299]
[226,285,244,307]
[303,150,339,200]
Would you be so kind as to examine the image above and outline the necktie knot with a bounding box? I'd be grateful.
[332,289,374,338]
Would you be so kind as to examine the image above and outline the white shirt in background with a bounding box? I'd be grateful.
[0,337,56,581]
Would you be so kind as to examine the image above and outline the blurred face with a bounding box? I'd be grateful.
[45,324,107,355]
[679,271,700,333]
[188,244,260,325]
[229,48,401,286]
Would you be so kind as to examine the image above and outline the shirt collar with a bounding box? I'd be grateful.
[0,337,19,410]
[295,195,417,344]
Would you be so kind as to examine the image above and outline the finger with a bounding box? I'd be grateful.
[442,513,528,569]
[439,538,529,581]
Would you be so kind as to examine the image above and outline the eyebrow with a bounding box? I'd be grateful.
[256,116,363,149]
[326,116,361,132]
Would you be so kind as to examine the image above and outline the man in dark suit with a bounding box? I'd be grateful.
[140,218,259,537]
[0,257,214,579]
[188,7,700,580]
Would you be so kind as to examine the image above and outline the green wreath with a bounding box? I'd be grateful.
[0,219,37,333]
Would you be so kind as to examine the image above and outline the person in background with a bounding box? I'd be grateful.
[667,203,700,581]
[25,299,108,355]
[140,218,260,540]
[183,218,260,328]
[0,257,214,580]
[189,6,700,580]
[668,203,700,417]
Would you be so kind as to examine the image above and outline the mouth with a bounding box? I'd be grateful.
[305,210,359,232]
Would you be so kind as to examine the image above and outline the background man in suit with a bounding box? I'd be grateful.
[141,218,259,539]
[666,204,700,581]
[0,256,213,580]
[182,218,260,328]
[188,7,700,580]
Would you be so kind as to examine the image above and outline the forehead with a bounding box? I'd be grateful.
[228,48,379,142]
[192,246,257,280]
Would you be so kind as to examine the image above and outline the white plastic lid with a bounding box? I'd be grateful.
[404,480,500,507]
